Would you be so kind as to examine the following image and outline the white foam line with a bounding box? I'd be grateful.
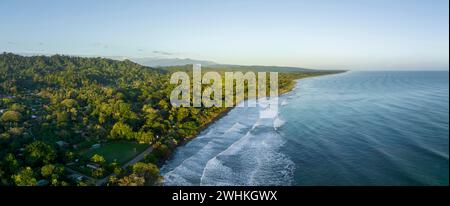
[200,127,257,185]
[164,121,253,185]
[200,116,278,185]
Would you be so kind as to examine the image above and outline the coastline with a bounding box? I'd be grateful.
[157,71,346,169]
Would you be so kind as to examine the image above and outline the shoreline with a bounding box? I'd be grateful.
[157,71,346,170]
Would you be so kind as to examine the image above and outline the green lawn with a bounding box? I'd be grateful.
[81,141,149,165]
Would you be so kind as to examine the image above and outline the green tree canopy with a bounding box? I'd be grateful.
[132,162,160,185]
[1,111,21,123]
[116,174,145,186]
[12,167,37,186]
[110,122,134,140]
[41,164,64,178]
[61,98,78,108]
[25,141,56,166]
[91,154,106,164]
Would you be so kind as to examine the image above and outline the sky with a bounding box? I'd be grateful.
[0,0,448,70]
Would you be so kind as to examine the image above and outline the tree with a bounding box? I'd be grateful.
[4,153,20,174]
[91,154,105,164]
[136,131,154,144]
[9,103,25,112]
[142,105,157,114]
[143,153,158,164]
[109,122,134,140]
[152,142,171,160]
[131,162,160,185]
[56,111,69,125]
[117,174,145,186]
[109,162,122,175]
[41,164,63,178]
[12,167,37,186]
[92,168,105,178]
[8,127,23,136]
[176,108,189,122]
[158,99,169,110]
[64,151,75,162]
[41,164,64,186]
[25,141,56,166]
[61,98,78,108]
[1,111,21,123]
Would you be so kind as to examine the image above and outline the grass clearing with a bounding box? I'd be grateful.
[81,141,149,165]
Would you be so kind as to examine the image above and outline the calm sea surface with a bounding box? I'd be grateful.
[161,71,449,186]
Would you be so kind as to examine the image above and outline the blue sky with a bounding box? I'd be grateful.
[1,0,448,70]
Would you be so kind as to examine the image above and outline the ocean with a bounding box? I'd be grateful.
[160,71,449,186]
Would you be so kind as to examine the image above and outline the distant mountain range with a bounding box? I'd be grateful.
[129,58,320,72]
[15,52,332,72]
[130,57,217,67]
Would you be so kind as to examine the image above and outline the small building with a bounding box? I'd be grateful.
[37,179,49,186]
[91,144,101,149]
[31,115,38,119]
[68,174,84,182]
[66,162,75,166]
[86,163,100,170]
[56,141,68,147]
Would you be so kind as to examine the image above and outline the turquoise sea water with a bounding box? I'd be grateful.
[161,71,449,186]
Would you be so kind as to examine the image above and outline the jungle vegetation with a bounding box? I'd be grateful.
[0,53,342,186]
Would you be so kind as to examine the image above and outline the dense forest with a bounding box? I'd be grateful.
[0,53,341,186]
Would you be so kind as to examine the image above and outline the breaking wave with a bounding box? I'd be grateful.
[161,97,294,186]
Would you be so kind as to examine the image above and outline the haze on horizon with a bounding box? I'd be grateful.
[1,0,448,71]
